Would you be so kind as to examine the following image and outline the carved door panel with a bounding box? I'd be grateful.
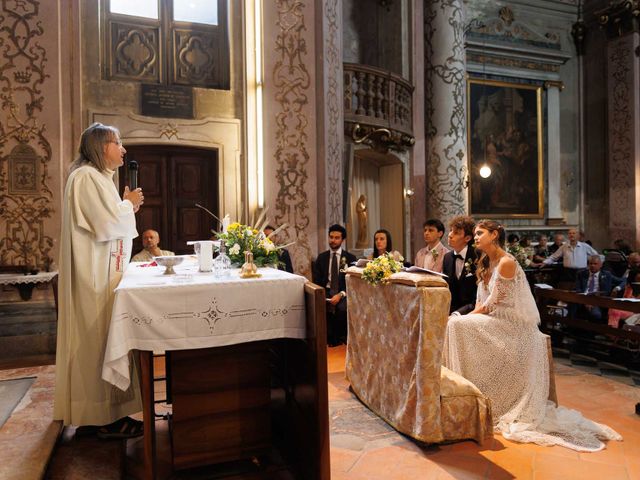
[120,146,218,255]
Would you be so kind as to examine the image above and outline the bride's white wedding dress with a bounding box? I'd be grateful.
[443,257,622,451]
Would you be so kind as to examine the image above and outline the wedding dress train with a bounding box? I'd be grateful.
[443,257,622,451]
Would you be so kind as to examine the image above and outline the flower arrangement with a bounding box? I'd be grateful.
[217,222,280,267]
[361,252,403,286]
[196,204,293,268]
[507,244,532,269]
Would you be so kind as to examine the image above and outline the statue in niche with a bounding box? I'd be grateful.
[355,194,368,249]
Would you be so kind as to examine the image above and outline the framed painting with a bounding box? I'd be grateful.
[466,78,544,217]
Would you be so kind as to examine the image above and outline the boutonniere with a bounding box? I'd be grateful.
[430,248,439,261]
[463,259,474,274]
[339,255,347,272]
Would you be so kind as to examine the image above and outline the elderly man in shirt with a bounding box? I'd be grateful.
[541,228,598,281]
[131,229,174,262]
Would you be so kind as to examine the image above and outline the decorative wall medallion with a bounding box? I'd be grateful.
[467,7,561,48]
[110,22,160,82]
[272,0,313,277]
[8,144,38,194]
[0,0,54,269]
[173,29,218,86]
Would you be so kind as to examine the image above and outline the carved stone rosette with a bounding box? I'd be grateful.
[272,0,313,277]
[0,0,54,269]
[424,0,469,223]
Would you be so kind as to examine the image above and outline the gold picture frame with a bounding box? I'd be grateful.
[466,78,544,218]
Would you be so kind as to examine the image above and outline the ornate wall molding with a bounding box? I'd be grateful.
[0,0,54,269]
[323,0,343,226]
[272,0,313,277]
[424,0,468,222]
[91,111,243,222]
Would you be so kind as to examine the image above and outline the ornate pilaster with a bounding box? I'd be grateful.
[319,0,344,229]
[424,0,468,224]
[606,33,640,246]
[0,1,55,269]
[263,0,318,278]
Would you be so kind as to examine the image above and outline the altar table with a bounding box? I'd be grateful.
[102,259,330,479]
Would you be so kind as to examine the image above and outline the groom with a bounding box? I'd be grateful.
[313,224,357,346]
[442,215,478,314]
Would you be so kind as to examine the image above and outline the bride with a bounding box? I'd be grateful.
[443,219,621,451]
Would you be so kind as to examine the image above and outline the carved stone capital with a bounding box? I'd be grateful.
[598,0,640,38]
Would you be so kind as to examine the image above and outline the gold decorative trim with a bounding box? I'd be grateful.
[467,53,560,73]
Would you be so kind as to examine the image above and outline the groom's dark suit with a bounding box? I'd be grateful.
[313,249,357,345]
[442,246,478,314]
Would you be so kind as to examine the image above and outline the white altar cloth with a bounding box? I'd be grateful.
[102,258,306,391]
[0,271,58,285]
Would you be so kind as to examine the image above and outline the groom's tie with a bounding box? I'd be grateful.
[330,252,339,296]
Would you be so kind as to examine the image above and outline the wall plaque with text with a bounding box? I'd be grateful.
[141,84,194,119]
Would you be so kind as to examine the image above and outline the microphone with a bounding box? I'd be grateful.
[128,159,139,190]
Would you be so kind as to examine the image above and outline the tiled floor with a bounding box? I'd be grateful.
[327,345,640,480]
[1,346,640,479]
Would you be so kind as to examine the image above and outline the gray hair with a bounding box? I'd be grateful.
[69,123,120,173]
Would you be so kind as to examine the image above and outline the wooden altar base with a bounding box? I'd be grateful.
[130,282,330,480]
[168,343,272,470]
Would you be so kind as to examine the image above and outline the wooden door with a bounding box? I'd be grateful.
[119,146,218,255]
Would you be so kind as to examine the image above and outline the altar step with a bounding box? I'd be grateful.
[0,301,56,360]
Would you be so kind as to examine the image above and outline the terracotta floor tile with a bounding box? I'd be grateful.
[533,452,629,480]
[349,445,452,479]
[482,446,534,480]
[330,447,362,473]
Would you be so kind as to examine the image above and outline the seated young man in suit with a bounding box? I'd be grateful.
[312,224,357,346]
[442,216,477,315]
[414,218,450,273]
[574,254,619,323]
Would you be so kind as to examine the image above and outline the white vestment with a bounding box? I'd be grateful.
[54,165,142,426]
[443,256,622,452]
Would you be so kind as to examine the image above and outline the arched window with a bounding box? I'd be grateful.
[104,0,229,89]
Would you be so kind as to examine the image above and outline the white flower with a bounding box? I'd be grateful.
[245,228,253,236]
[263,240,276,252]
[229,243,241,255]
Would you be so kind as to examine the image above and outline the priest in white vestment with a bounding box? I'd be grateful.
[54,123,145,432]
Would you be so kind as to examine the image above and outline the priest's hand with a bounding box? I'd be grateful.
[123,187,144,213]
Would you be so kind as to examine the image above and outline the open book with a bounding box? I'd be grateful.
[402,265,448,278]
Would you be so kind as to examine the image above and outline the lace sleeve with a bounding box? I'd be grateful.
[481,273,516,314]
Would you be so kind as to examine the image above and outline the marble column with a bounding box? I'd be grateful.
[606,33,640,248]
[545,82,564,223]
[424,0,468,224]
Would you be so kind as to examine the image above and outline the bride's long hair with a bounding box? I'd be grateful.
[475,219,506,284]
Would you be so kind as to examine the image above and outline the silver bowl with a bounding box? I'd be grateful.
[153,256,184,275]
